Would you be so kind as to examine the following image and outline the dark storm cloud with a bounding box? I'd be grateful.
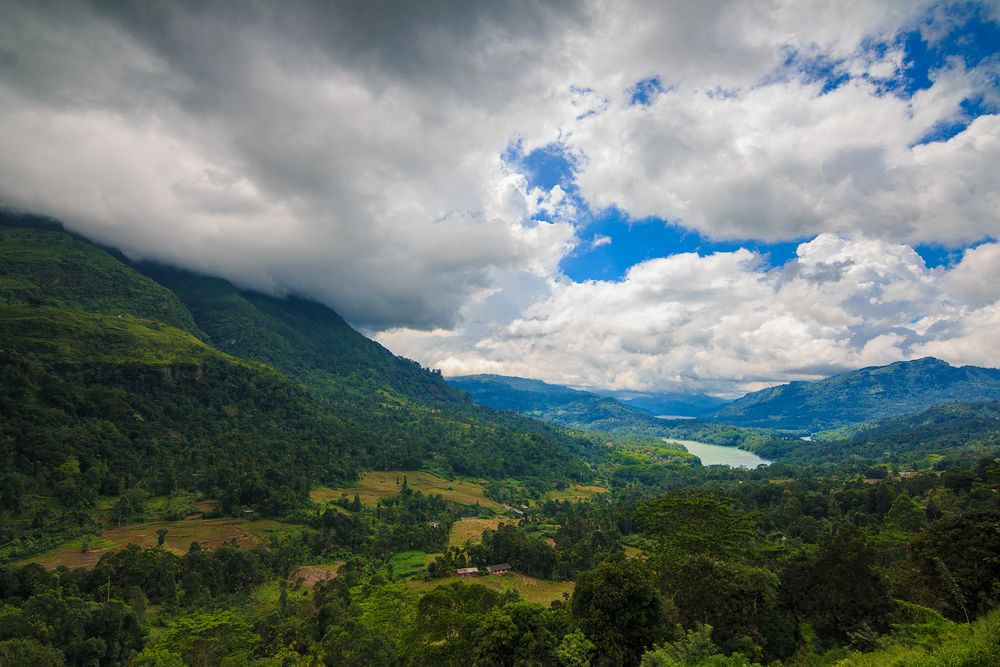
[0,0,582,327]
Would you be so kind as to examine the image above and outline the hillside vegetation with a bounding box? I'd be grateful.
[0,219,595,564]
[0,213,201,336]
[141,266,593,482]
[760,400,1000,466]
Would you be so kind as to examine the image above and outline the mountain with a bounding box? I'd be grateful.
[595,390,726,417]
[0,213,201,335]
[448,374,669,432]
[0,215,594,537]
[713,357,1000,431]
[138,266,592,480]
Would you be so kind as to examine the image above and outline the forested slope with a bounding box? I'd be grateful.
[0,212,201,336]
[714,357,1000,430]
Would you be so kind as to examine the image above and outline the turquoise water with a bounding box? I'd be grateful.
[665,439,772,468]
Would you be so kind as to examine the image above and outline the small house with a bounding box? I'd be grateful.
[456,567,479,577]
[487,563,512,575]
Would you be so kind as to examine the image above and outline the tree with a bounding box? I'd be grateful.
[132,647,187,666]
[0,638,64,666]
[556,629,595,667]
[885,494,925,532]
[408,583,504,665]
[779,524,891,646]
[638,491,755,561]
[908,509,1000,618]
[664,556,793,660]
[641,624,719,666]
[471,602,563,666]
[572,555,669,666]
[162,610,260,667]
[111,488,146,526]
[156,528,168,547]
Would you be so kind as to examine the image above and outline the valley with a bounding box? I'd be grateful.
[0,213,997,666]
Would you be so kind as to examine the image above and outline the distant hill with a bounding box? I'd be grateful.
[713,357,1000,431]
[757,400,1000,465]
[448,374,670,432]
[595,390,726,417]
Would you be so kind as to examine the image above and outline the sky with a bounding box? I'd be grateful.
[1,1,999,396]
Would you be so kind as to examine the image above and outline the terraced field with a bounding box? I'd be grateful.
[20,518,302,570]
[407,572,574,605]
[311,470,505,511]
[543,483,609,502]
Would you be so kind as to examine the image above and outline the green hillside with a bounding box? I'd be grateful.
[0,212,201,336]
[140,264,468,409]
[713,357,1000,431]
[139,266,593,481]
[758,400,1000,465]
[0,305,364,557]
[0,305,235,367]
[0,219,591,503]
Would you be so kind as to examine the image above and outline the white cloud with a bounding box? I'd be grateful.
[569,63,1000,244]
[382,237,1000,395]
[2,1,999,390]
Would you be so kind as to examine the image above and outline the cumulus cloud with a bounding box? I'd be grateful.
[1,1,998,389]
[381,237,1000,395]
[570,65,1000,244]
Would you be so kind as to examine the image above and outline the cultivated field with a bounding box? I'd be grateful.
[289,562,344,590]
[21,518,302,570]
[543,483,609,502]
[311,470,505,511]
[448,517,507,547]
[407,572,574,605]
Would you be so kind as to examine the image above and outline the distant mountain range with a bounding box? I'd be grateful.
[591,389,726,417]
[447,374,717,432]
[451,356,1000,439]
[712,357,1000,431]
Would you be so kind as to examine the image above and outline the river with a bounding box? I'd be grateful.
[664,439,772,468]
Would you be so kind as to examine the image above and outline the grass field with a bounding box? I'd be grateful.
[390,550,433,578]
[543,483,609,502]
[20,518,303,570]
[407,572,574,605]
[289,563,345,590]
[448,517,507,547]
[311,471,505,511]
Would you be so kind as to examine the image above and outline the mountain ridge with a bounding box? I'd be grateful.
[713,356,1000,431]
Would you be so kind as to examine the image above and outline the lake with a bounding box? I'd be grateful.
[665,439,772,468]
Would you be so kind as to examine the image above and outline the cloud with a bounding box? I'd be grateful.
[1,1,999,389]
[569,63,1000,244]
[381,237,1000,395]
[0,0,585,327]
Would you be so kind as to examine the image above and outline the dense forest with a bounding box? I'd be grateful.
[0,212,998,665]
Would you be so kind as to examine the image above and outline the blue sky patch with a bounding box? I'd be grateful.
[627,76,667,106]
[559,208,804,281]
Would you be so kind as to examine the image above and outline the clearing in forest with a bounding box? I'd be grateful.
[448,517,507,547]
[311,471,504,511]
[407,572,574,606]
[543,483,609,502]
[20,518,302,570]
